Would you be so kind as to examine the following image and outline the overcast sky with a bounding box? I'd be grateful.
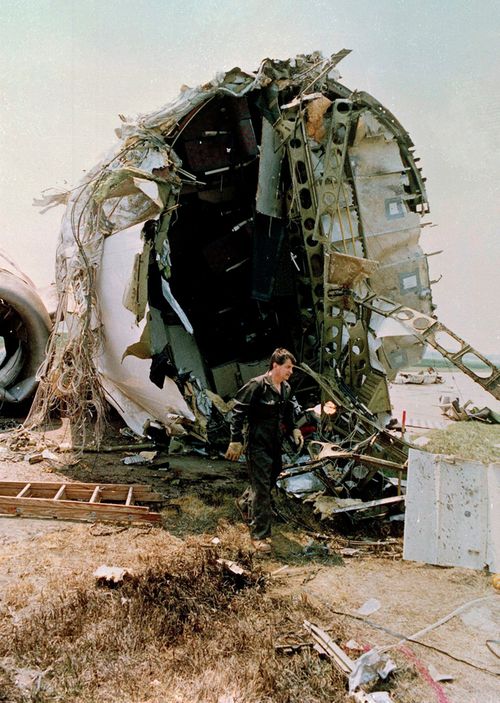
[1,0,499,353]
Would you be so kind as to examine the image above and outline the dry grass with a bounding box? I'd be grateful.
[0,538,348,703]
[0,458,453,702]
[162,493,242,536]
[423,422,500,463]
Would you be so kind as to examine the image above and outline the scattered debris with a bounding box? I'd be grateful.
[378,594,499,653]
[345,639,363,652]
[427,664,454,683]
[276,438,407,532]
[438,396,500,423]
[356,598,382,616]
[302,620,396,699]
[122,453,153,465]
[58,442,161,453]
[394,368,443,385]
[351,692,392,703]
[302,539,332,559]
[303,620,354,675]
[348,648,396,694]
[13,666,52,697]
[216,559,247,576]
[315,495,405,518]
[340,547,362,558]
[344,539,402,559]
[93,565,132,585]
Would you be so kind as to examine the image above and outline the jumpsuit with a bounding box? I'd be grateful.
[230,373,296,539]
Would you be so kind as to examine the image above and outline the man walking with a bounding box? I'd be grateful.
[225,348,303,552]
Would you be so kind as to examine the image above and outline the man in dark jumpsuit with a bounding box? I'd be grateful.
[225,348,304,552]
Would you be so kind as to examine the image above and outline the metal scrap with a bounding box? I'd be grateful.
[301,620,396,698]
[404,449,499,572]
[302,620,355,675]
[348,649,396,694]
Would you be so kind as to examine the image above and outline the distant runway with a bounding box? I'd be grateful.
[388,370,500,430]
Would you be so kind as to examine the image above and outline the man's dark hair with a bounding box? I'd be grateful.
[268,347,296,370]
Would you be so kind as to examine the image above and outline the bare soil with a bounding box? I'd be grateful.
[0,412,498,703]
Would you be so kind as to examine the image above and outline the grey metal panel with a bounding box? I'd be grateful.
[404,449,499,572]
[211,361,240,399]
[238,359,268,384]
[256,118,284,219]
[487,464,500,571]
[165,325,208,387]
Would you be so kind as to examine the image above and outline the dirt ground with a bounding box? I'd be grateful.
[0,397,499,702]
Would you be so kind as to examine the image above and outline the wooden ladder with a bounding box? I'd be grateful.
[0,482,164,524]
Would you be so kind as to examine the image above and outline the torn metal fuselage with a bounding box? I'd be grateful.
[34,52,438,457]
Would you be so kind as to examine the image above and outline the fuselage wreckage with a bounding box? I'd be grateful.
[12,51,498,447]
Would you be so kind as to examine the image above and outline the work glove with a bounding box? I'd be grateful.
[225,441,244,461]
[292,428,304,452]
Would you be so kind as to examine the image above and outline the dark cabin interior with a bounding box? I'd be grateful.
[163,94,308,396]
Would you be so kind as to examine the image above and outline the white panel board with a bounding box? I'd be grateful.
[96,224,195,436]
[404,449,499,572]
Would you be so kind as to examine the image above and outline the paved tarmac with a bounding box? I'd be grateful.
[388,370,500,430]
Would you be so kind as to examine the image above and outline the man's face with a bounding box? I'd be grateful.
[274,359,294,382]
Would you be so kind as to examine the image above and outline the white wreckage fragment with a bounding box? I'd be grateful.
[348,649,396,694]
[93,565,132,585]
[393,368,443,385]
[403,449,500,573]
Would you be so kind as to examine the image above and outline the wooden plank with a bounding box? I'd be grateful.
[318,451,406,471]
[330,495,405,514]
[53,485,65,500]
[303,620,354,675]
[0,482,164,502]
[0,481,158,492]
[0,495,154,514]
[89,486,101,503]
[125,487,134,506]
[16,483,31,498]
[0,496,162,524]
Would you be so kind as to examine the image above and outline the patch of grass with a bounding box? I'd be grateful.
[271,531,344,566]
[381,655,421,703]
[0,542,349,703]
[162,493,241,535]
[0,665,23,703]
[422,422,500,463]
